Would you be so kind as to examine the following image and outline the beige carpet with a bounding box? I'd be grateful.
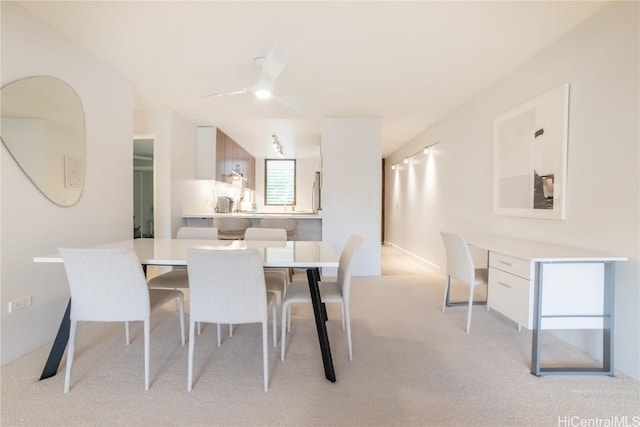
[1,246,638,426]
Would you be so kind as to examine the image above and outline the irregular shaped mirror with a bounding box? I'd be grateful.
[1,76,85,206]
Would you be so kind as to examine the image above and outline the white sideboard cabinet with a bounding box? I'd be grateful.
[467,234,626,376]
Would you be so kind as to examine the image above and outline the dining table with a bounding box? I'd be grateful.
[34,238,341,382]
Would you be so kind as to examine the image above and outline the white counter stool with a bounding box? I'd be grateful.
[214,217,251,240]
[259,218,297,240]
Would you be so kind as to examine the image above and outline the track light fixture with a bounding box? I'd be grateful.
[390,141,440,170]
[272,134,284,158]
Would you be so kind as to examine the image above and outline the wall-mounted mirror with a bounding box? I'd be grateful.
[1,76,85,207]
[493,84,569,219]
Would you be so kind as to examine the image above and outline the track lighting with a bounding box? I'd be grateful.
[272,134,284,157]
[390,141,440,170]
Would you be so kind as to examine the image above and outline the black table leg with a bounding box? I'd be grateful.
[310,267,329,321]
[40,298,71,380]
[306,268,336,382]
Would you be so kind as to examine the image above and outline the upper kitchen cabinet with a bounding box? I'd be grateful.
[205,127,255,189]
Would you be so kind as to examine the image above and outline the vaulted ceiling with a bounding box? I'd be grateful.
[14,1,608,159]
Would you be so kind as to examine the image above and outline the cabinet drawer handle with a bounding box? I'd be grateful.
[498,281,512,289]
[499,260,513,267]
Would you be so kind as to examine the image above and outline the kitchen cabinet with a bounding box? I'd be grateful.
[213,128,255,189]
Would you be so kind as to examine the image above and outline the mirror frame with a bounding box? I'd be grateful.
[1,75,86,207]
[493,84,569,220]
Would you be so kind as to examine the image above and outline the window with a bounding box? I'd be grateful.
[265,159,296,206]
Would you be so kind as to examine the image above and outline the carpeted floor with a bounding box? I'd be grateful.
[1,246,638,426]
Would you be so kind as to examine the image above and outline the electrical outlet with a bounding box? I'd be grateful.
[8,296,32,313]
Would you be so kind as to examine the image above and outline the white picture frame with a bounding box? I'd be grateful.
[493,84,569,219]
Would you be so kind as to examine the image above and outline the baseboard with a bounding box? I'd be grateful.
[383,241,441,272]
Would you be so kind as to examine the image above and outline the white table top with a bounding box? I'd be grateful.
[465,233,627,263]
[34,238,339,268]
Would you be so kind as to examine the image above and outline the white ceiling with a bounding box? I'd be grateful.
[15,1,608,159]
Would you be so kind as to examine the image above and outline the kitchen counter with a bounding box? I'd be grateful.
[182,211,322,240]
[182,211,322,219]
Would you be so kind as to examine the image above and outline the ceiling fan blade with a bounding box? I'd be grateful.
[273,92,305,112]
[203,88,249,98]
[260,42,289,81]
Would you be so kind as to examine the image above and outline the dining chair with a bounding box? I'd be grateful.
[147,226,220,336]
[244,227,289,297]
[439,231,488,334]
[146,226,218,290]
[59,247,185,393]
[186,248,276,391]
[280,234,363,362]
[213,217,251,240]
[259,218,297,240]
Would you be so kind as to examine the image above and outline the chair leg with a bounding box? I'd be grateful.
[465,285,474,334]
[187,320,196,391]
[64,320,77,393]
[125,321,130,345]
[442,276,451,312]
[144,318,150,391]
[281,301,288,361]
[262,320,269,392]
[217,323,221,346]
[345,304,353,361]
[229,324,233,337]
[340,302,346,331]
[272,303,277,348]
[177,295,185,346]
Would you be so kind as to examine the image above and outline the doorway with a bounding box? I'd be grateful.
[133,138,154,238]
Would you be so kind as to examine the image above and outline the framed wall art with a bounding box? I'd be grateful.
[493,84,569,219]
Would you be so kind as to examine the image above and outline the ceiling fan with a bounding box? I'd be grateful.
[205,42,304,111]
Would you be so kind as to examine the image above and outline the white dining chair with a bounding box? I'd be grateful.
[59,247,185,393]
[439,231,488,334]
[186,248,276,392]
[147,226,218,290]
[244,227,289,305]
[281,234,363,362]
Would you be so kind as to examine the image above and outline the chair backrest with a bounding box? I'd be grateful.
[186,248,267,324]
[176,226,218,240]
[60,247,150,322]
[244,227,287,241]
[439,232,475,286]
[259,218,297,239]
[336,234,364,305]
[213,217,251,231]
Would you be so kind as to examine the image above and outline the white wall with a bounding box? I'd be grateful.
[322,117,382,276]
[1,3,134,364]
[134,109,198,240]
[384,2,639,380]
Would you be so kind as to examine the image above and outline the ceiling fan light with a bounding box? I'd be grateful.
[255,89,272,99]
